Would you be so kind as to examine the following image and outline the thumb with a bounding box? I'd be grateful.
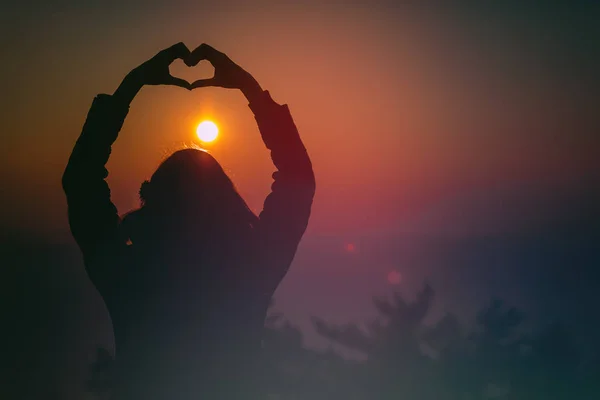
[163,75,192,90]
[190,78,219,89]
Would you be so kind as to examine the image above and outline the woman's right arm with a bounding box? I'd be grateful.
[62,85,133,281]
[63,43,191,287]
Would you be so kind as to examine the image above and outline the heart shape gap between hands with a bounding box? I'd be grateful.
[169,59,215,88]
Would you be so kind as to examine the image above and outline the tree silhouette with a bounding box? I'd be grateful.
[312,284,441,400]
[310,285,589,400]
[85,286,593,400]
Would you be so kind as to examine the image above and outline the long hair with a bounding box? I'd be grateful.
[120,149,258,252]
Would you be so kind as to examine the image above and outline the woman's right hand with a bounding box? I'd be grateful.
[114,43,192,105]
[129,42,192,88]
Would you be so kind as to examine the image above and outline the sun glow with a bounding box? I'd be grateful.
[196,120,219,142]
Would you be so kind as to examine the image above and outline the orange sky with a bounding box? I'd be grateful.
[1,2,598,241]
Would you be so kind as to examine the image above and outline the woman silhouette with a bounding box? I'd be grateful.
[63,43,315,400]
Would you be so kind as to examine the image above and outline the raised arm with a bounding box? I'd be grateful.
[189,44,316,285]
[249,90,315,268]
[62,93,128,262]
[62,43,192,289]
[249,91,315,239]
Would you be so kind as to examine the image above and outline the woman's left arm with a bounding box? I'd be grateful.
[188,44,315,286]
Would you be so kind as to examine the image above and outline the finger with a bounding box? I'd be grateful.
[200,43,226,62]
[187,43,225,66]
[161,42,191,62]
[190,78,219,89]
[183,50,198,67]
[186,43,210,66]
[163,75,192,89]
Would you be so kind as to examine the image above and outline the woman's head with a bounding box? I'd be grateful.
[122,149,257,245]
[142,149,233,209]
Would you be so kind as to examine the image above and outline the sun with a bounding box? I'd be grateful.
[196,120,219,142]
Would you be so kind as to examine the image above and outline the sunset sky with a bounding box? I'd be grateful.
[2,2,599,398]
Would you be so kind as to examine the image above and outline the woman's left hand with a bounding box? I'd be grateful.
[129,42,192,89]
[186,44,262,101]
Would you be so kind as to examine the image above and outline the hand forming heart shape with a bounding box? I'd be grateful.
[168,57,215,88]
[143,42,259,92]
